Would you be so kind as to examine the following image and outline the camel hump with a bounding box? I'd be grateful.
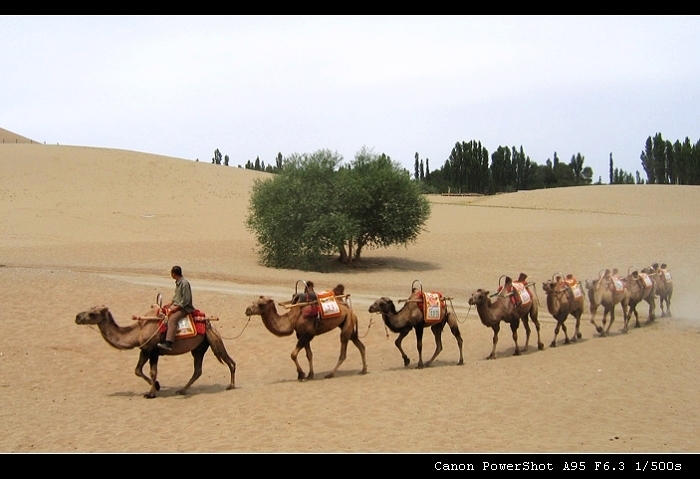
[332,284,345,296]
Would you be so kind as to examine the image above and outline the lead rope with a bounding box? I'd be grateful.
[220,315,252,340]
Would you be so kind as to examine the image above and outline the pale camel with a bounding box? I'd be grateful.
[244,290,367,380]
[646,265,673,317]
[541,273,585,347]
[75,304,236,398]
[622,269,656,328]
[468,277,543,360]
[368,291,464,368]
[584,269,629,336]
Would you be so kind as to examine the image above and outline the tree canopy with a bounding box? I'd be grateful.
[246,148,430,271]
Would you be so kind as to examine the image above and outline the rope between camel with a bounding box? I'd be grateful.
[220,315,252,340]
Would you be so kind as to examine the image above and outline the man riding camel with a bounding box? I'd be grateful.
[157,266,196,351]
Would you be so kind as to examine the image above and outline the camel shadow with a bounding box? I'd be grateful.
[109,382,233,398]
[268,368,369,385]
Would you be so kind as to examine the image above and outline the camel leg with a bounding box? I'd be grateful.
[177,347,205,395]
[530,310,544,350]
[572,310,582,341]
[326,337,348,379]
[135,349,160,391]
[424,323,444,368]
[304,344,314,379]
[291,334,312,380]
[562,320,571,345]
[350,332,368,375]
[510,321,521,356]
[488,323,500,360]
[446,314,464,365]
[145,353,159,399]
[604,307,615,335]
[645,298,655,324]
[395,330,411,367]
[415,326,425,369]
[206,324,237,390]
[590,305,604,335]
[521,316,531,352]
[551,321,561,348]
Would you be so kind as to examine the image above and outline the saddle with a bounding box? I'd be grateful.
[413,291,445,324]
[564,275,584,300]
[497,274,532,307]
[299,291,342,320]
[158,308,208,339]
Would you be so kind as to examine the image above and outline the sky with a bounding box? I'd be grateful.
[2,15,699,181]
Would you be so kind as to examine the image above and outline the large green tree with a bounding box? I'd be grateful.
[246,148,430,271]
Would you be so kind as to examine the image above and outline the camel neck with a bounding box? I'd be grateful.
[98,312,145,350]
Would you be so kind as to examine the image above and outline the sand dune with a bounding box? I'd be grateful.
[1,142,699,452]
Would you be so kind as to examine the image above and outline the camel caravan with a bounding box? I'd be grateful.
[75,263,673,398]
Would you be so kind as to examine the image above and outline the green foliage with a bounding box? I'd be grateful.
[641,133,700,185]
[246,148,430,271]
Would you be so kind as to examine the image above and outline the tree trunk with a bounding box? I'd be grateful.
[338,242,349,264]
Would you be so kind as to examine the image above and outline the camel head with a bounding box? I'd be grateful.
[368,297,397,315]
[75,305,110,325]
[244,296,275,317]
[468,289,490,306]
[542,274,565,295]
[542,280,557,295]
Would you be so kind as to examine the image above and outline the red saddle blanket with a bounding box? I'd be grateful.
[158,309,208,338]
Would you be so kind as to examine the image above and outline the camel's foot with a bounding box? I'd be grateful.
[402,357,410,367]
[513,350,521,356]
[226,384,236,390]
[576,332,582,339]
[297,371,307,381]
[486,354,496,360]
[595,325,603,334]
[359,369,368,375]
[175,388,187,395]
[143,392,156,399]
[416,363,425,369]
[324,372,335,379]
[457,359,464,366]
[635,322,641,328]
[564,338,571,345]
[538,342,545,351]
[550,341,557,348]
[154,381,161,391]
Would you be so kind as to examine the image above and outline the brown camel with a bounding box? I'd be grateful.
[622,269,656,328]
[368,291,464,368]
[541,273,585,347]
[75,304,236,398]
[584,269,629,336]
[468,276,543,360]
[244,289,367,380]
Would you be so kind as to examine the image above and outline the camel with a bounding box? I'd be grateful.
[468,275,544,360]
[622,268,656,328]
[75,303,236,398]
[244,286,367,380]
[368,291,464,369]
[584,269,629,336]
[541,273,585,347]
[646,264,673,317]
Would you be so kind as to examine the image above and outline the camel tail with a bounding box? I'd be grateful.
[205,322,229,365]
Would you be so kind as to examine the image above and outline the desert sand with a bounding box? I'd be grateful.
[1,141,699,453]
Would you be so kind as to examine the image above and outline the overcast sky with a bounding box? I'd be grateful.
[2,15,699,180]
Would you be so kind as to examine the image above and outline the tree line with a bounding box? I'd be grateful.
[209,131,699,192]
